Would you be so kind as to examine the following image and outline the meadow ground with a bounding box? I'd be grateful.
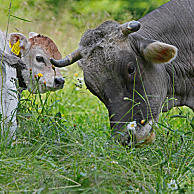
[0,0,193,193]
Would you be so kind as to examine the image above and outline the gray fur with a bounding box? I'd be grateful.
[53,0,194,146]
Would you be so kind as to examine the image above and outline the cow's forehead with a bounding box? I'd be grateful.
[29,35,62,60]
[79,21,121,48]
[79,20,131,67]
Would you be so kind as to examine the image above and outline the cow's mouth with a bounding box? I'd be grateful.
[54,83,64,90]
[112,119,156,147]
[28,81,64,94]
[133,120,155,146]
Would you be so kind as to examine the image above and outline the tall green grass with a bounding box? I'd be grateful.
[0,0,193,193]
[1,76,193,193]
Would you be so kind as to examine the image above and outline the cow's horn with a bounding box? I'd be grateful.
[120,21,141,35]
[50,48,82,67]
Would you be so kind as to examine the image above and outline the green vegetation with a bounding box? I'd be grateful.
[0,0,193,193]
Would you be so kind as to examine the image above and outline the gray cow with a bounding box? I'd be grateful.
[0,31,64,138]
[51,0,194,147]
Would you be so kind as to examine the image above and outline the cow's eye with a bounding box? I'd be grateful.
[128,65,136,74]
[36,56,45,63]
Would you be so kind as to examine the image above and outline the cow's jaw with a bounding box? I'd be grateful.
[132,120,156,147]
[20,68,64,94]
[112,119,156,147]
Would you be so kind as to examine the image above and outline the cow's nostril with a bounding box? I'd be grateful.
[54,77,65,86]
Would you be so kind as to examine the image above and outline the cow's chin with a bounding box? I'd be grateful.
[27,84,63,94]
[133,120,156,147]
[113,119,156,148]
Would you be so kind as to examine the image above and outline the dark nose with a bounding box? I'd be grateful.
[54,77,65,87]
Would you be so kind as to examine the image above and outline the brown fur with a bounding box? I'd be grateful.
[29,34,62,60]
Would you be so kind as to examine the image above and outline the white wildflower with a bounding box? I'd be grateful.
[75,78,83,89]
[127,121,137,131]
[91,164,96,171]
[167,179,178,190]
[111,161,118,164]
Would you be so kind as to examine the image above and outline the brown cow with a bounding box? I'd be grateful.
[0,31,64,138]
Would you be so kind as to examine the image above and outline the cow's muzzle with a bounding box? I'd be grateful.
[54,77,65,88]
[112,120,156,147]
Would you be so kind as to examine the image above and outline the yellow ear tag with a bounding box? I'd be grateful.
[9,40,21,56]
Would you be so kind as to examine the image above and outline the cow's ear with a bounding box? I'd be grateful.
[9,33,30,56]
[29,32,39,38]
[142,41,178,64]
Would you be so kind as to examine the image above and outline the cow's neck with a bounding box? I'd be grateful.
[164,61,194,110]
[137,0,194,110]
[137,0,194,72]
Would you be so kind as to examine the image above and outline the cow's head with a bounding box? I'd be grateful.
[50,21,178,147]
[9,32,64,93]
